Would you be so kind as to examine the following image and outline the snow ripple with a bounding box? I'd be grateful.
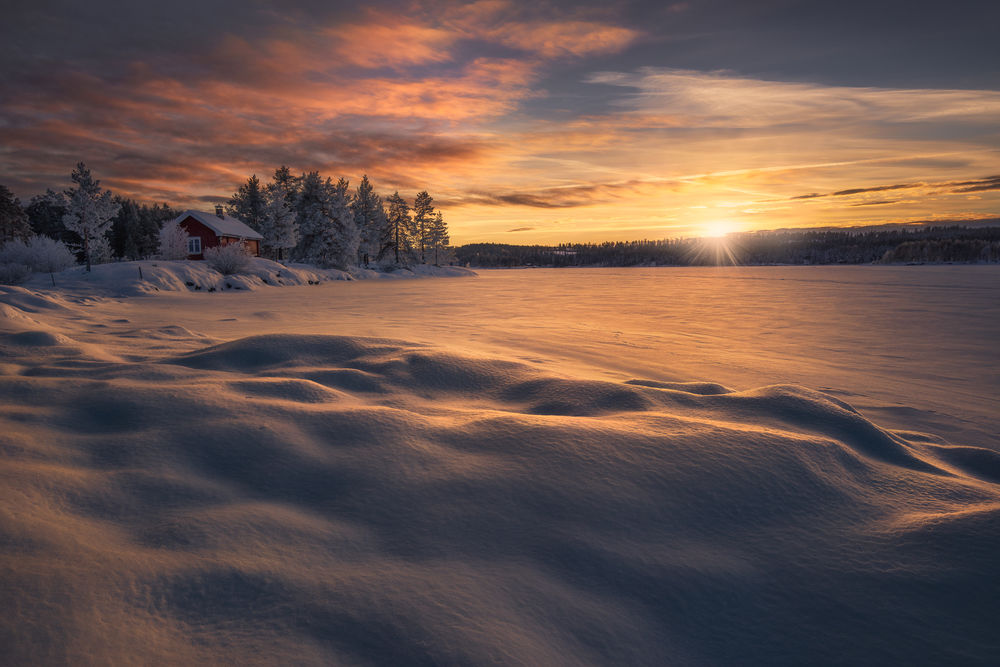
[1,331,999,664]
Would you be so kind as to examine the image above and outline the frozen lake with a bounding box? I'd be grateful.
[2,264,999,664]
[102,264,1000,450]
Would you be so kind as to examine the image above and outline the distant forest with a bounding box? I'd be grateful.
[456,225,1000,267]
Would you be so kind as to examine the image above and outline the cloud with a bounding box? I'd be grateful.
[326,17,458,68]
[507,226,534,232]
[446,2,640,58]
[485,21,638,58]
[949,175,1000,192]
[586,68,1000,128]
[470,193,585,208]
[2,4,998,243]
[849,199,900,207]
[832,183,920,196]
[785,175,1000,203]
[1,1,648,208]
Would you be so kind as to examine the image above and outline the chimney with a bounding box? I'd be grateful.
[215,205,224,218]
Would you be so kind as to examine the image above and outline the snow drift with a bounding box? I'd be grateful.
[16,258,475,297]
[1,269,999,665]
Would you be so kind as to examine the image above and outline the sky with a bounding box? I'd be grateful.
[1,0,999,243]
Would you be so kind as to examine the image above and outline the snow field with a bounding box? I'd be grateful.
[2,274,1000,664]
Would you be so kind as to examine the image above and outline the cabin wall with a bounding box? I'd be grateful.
[178,217,218,260]
[178,216,261,259]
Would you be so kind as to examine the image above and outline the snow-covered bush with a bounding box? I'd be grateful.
[0,262,31,285]
[204,243,251,275]
[158,222,190,260]
[89,234,114,266]
[0,236,76,281]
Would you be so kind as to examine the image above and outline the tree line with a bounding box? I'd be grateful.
[456,225,1000,267]
[0,163,452,273]
[1,168,177,271]
[225,166,451,269]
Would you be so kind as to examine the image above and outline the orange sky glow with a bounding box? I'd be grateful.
[1,1,998,243]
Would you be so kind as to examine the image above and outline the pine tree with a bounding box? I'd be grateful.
[353,175,391,266]
[412,191,434,264]
[109,198,170,260]
[292,173,358,268]
[272,166,299,205]
[26,190,69,243]
[227,175,267,232]
[260,183,298,260]
[316,178,359,269]
[0,185,32,245]
[427,211,450,265]
[294,171,330,262]
[60,163,120,271]
[138,203,171,258]
[110,197,141,259]
[385,192,413,265]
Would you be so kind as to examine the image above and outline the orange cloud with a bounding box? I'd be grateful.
[325,18,457,68]
[443,1,639,57]
[485,21,639,58]
[4,9,998,245]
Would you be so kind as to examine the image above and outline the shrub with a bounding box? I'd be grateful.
[204,243,251,275]
[158,222,190,260]
[27,236,76,272]
[0,236,76,280]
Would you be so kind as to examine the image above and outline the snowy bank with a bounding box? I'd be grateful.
[18,257,476,297]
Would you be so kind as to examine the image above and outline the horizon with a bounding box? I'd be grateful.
[2,1,999,244]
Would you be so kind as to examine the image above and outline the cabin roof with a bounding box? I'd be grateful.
[173,209,264,241]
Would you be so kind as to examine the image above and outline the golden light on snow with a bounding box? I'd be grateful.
[2,262,1000,663]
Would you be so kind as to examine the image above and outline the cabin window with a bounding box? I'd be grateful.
[187,237,202,254]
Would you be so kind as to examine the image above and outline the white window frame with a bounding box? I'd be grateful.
[187,237,202,255]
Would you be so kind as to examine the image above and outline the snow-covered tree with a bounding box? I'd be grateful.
[227,174,267,232]
[323,178,360,270]
[89,233,113,265]
[272,165,299,203]
[0,185,32,245]
[412,190,434,263]
[294,171,330,262]
[353,175,390,266]
[60,163,120,271]
[260,183,298,260]
[158,221,190,260]
[385,192,414,265]
[294,173,358,269]
[427,211,451,265]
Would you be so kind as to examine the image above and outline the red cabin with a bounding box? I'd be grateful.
[171,206,263,259]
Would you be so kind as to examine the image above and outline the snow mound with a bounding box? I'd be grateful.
[1,308,998,663]
[0,285,75,312]
[20,259,474,297]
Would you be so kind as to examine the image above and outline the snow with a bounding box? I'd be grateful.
[1,265,998,664]
[16,257,476,297]
[173,209,264,240]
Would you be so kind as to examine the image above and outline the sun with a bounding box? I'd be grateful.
[701,220,735,238]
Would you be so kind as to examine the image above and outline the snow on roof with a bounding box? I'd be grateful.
[174,210,264,241]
